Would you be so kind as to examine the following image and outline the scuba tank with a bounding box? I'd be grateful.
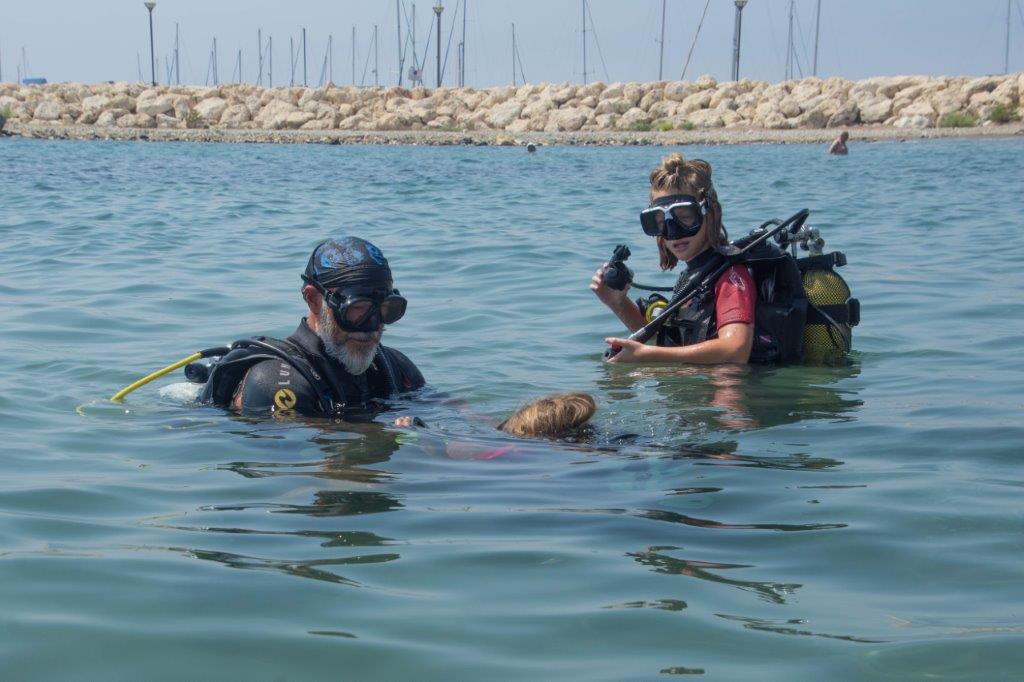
[787,227,860,360]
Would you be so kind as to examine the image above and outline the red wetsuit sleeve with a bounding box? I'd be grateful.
[714,264,756,330]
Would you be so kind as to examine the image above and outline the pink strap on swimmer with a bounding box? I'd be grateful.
[479,445,516,460]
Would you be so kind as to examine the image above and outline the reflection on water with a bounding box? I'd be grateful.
[176,547,399,586]
[599,360,862,434]
[628,546,802,605]
[715,614,884,644]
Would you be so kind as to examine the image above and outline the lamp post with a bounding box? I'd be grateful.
[433,1,443,87]
[731,0,747,82]
[144,2,157,86]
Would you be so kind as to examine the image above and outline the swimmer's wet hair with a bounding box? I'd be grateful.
[497,392,597,439]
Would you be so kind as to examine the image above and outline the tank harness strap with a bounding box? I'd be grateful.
[805,304,852,352]
[232,338,340,413]
[797,251,847,271]
[375,347,399,396]
[806,302,859,327]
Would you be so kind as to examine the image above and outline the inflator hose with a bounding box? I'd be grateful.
[110,346,230,402]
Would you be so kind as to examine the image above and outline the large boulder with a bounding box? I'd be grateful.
[116,113,156,129]
[663,81,696,102]
[220,103,251,126]
[893,100,936,128]
[617,107,652,129]
[961,75,1001,99]
[779,96,802,118]
[694,74,717,90]
[551,84,578,105]
[595,97,631,115]
[33,99,63,121]
[95,109,128,127]
[599,82,624,100]
[521,95,555,119]
[81,94,111,114]
[648,100,679,119]
[544,107,589,132]
[137,94,176,117]
[688,108,724,128]
[859,96,893,124]
[827,101,859,127]
[254,99,299,128]
[622,83,643,106]
[762,111,790,129]
[930,89,967,116]
[678,90,713,115]
[194,96,228,123]
[486,99,524,128]
[282,110,316,129]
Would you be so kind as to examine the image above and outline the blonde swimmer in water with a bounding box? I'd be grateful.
[394,392,597,459]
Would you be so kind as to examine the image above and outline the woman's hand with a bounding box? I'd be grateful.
[590,263,630,308]
[604,337,650,364]
[393,416,426,427]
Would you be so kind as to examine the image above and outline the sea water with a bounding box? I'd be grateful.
[1,137,1022,679]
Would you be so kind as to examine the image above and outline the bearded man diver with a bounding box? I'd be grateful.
[198,237,424,416]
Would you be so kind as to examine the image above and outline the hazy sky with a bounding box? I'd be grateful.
[2,0,1021,86]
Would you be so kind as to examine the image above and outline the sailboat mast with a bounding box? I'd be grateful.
[785,1,794,80]
[1005,0,1012,74]
[397,0,404,85]
[460,0,467,86]
[582,0,587,85]
[512,23,517,86]
[658,0,666,80]
[175,23,180,84]
[813,0,821,76]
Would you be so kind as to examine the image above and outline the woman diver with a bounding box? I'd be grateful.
[591,153,756,365]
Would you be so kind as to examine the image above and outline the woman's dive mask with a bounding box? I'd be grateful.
[639,193,708,239]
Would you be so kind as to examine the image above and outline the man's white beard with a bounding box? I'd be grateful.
[317,306,380,375]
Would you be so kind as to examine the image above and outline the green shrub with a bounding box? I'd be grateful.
[939,112,977,128]
[657,120,674,132]
[0,104,11,119]
[629,121,653,132]
[183,108,201,128]
[677,120,696,131]
[989,103,1021,124]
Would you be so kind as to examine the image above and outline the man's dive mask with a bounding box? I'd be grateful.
[640,193,708,239]
[305,278,408,332]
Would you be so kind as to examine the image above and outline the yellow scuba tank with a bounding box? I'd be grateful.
[798,252,860,359]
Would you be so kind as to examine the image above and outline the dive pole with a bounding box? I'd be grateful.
[605,208,810,359]
[110,346,230,402]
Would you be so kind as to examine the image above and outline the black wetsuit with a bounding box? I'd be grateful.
[231,319,424,416]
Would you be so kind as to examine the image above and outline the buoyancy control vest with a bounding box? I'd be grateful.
[192,320,423,415]
[639,235,858,364]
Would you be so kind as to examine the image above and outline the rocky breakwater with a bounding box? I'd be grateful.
[1,73,1021,138]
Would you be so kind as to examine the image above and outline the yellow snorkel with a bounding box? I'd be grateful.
[110,347,229,402]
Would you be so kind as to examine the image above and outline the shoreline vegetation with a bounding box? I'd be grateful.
[1,73,1022,146]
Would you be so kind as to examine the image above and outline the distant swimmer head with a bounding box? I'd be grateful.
[526,143,537,153]
[301,237,408,374]
[497,392,597,439]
